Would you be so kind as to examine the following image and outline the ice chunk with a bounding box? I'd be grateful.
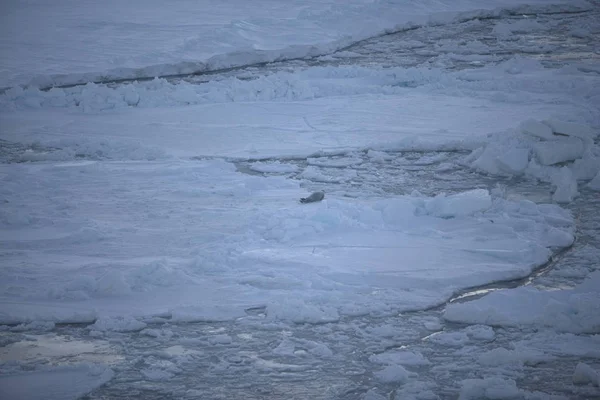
[459,377,521,400]
[470,143,531,176]
[369,350,430,366]
[141,368,174,381]
[140,328,173,340]
[248,161,299,173]
[424,189,492,218]
[170,305,245,323]
[90,316,147,332]
[478,347,551,367]
[444,272,600,334]
[543,119,597,140]
[471,146,503,175]
[534,139,584,166]
[496,148,529,174]
[572,150,600,180]
[589,171,600,191]
[0,365,114,400]
[570,28,590,38]
[573,362,599,386]
[95,270,131,296]
[367,149,393,163]
[552,167,578,203]
[373,364,411,384]
[266,299,340,324]
[10,321,56,332]
[520,119,555,140]
[363,389,387,400]
[272,338,333,358]
[464,325,495,341]
[208,334,232,345]
[428,331,469,347]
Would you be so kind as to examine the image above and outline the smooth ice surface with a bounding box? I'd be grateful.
[444,272,600,333]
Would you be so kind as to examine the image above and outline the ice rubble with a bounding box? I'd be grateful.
[2,57,599,113]
[467,117,599,203]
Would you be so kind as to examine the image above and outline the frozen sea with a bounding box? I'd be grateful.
[1,1,600,399]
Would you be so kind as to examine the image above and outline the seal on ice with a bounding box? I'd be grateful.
[300,191,325,204]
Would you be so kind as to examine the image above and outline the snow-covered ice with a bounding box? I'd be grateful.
[0,364,114,400]
[0,0,588,88]
[1,0,600,398]
[0,159,576,324]
[444,271,600,333]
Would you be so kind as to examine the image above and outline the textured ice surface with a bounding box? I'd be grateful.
[0,0,586,88]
